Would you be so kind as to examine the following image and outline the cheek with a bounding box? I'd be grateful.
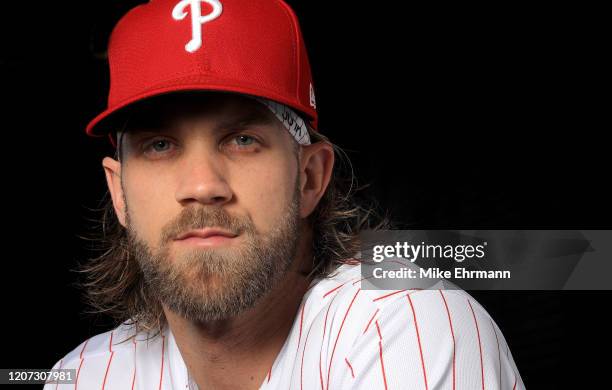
[231,156,297,233]
[123,172,177,246]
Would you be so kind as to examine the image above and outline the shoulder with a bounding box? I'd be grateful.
[304,262,477,333]
[47,322,146,368]
[300,262,525,389]
[44,321,166,389]
[305,262,506,337]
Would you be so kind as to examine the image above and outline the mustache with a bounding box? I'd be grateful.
[159,206,254,244]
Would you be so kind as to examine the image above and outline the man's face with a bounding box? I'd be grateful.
[111,93,302,322]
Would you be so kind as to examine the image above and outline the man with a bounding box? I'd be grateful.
[46,0,525,389]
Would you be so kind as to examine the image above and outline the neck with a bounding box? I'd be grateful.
[164,227,314,390]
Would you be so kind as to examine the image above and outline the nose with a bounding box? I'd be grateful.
[174,152,233,207]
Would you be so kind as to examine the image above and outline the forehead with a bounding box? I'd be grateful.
[120,92,280,134]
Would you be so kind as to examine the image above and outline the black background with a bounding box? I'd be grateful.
[1,1,609,389]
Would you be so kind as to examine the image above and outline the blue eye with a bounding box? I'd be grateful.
[142,138,175,157]
[235,135,255,146]
[151,140,171,152]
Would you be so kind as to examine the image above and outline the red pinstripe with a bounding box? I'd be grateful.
[108,332,113,352]
[101,353,115,389]
[320,291,340,390]
[468,299,485,390]
[490,318,502,389]
[300,323,315,390]
[319,351,325,389]
[439,290,456,390]
[375,321,388,390]
[352,275,375,286]
[131,337,137,390]
[79,340,89,360]
[101,331,115,390]
[363,309,380,334]
[373,289,408,302]
[323,283,346,298]
[344,358,355,379]
[74,338,89,390]
[323,278,357,298]
[407,294,429,390]
[75,359,85,390]
[267,365,272,383]
[158,334,165,390]
[54,359,63,390]
[326,289,361,390]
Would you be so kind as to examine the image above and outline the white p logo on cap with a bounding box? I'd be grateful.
[172,0,223,53]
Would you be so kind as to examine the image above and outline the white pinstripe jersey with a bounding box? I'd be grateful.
[45,263,526,389]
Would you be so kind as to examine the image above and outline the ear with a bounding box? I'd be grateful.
[298,141,334,218]
[102,157,127,227]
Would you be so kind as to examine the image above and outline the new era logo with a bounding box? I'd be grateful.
[310,83,317,109]
[172,0,223,53]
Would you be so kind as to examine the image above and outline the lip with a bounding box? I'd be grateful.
[173,228,239,248]
[174,228,238,241]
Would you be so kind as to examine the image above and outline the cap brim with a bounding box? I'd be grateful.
[86,75,318,137]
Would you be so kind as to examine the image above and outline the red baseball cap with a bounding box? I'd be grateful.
[85,0,318,139]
